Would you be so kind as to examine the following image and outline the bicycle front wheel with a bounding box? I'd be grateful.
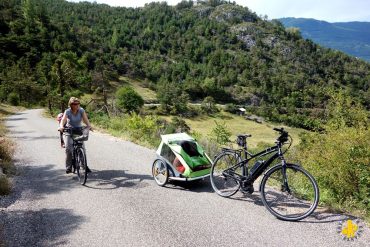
[260,164,319,221]
[210,151,241,197]
[76,148,88,185]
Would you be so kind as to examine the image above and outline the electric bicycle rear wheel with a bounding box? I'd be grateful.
[210,151,241,197]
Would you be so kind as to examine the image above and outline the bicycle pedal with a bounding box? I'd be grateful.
[240,185,254,194]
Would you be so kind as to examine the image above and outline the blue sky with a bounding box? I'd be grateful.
[67,0,370,22]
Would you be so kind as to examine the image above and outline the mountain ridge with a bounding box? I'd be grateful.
[279,17,370,61]
[0,0,369,130]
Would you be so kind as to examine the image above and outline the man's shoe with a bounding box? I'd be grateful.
[86,166,92,173]
[66,168,72,174]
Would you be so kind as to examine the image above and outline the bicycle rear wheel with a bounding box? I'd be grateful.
[76,148,88,185]
[210,151,241,197]
[260,164,319,221]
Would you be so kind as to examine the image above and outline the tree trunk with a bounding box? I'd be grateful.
[56,61,66,112]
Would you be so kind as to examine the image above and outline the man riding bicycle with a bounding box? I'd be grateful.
[58,97,92,174]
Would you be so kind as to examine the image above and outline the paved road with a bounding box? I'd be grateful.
[0,109,369,247]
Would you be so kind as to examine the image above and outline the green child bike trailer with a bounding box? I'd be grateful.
[152,133,212,186]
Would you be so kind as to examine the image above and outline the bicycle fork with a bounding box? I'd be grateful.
[280,155,291,194]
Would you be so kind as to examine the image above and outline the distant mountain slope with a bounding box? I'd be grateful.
[279,17,370,61]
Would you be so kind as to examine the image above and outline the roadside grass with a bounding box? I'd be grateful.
[0,104,18,195]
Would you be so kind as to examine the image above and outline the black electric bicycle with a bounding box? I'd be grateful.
[210,128,319,221]
[61,127,90,185]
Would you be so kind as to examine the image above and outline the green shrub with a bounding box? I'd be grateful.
[109,117,127,132]
[162,117,191,135]
[0,174,11,195]
[124,112,161,146]
[198,136,220,161]
[156,80,190,114]
[0,137,14,162]
[89,113,111,129]
[170,117,190,133]
[210,120,231,146]
[225,103,238,113]
[298,128,370,217]
[7,92,20,106]
[201,96,219,115]
[0,115,15,195]
[297,91,370,218]
[116,86,144,113]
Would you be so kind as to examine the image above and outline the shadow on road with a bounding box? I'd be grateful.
[214,191,348,224]
[12,135,59,141]
[84,169,152,190]
[6,130,35,135]
[0,164,79,208]
[5,117,27,121]
[229,192,265,207]
[0,208,85,247]
[164,178,214,193]
[300,210,356,224]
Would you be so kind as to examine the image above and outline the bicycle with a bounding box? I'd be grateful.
[210,128,319,221]
[61,127,90,185]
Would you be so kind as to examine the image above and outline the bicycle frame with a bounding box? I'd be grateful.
[222,142,286,185]
[72,140,84,168]
[62,127,87,171]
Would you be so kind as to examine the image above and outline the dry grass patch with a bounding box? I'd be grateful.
[0,137,14,162]
[119,76,157,103]
[0,174,11,195]
[0,104,17,195]
[181,112,303,148]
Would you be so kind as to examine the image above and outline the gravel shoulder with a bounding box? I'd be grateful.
[0,109,369,247]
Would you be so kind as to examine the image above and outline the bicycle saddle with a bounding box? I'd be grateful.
[237,134,252,138]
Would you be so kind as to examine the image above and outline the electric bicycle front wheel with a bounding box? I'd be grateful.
[260,164,319,221]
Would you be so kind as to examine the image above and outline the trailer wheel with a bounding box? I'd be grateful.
[152,159,169,186]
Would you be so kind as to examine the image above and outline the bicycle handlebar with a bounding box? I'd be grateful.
[273,127,285,133]
[273,127,290,144]
[59,127,90,142]
[58,126,91,132]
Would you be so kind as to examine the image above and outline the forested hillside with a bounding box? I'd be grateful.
[0,0,369,129]
[280,17,370,62]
